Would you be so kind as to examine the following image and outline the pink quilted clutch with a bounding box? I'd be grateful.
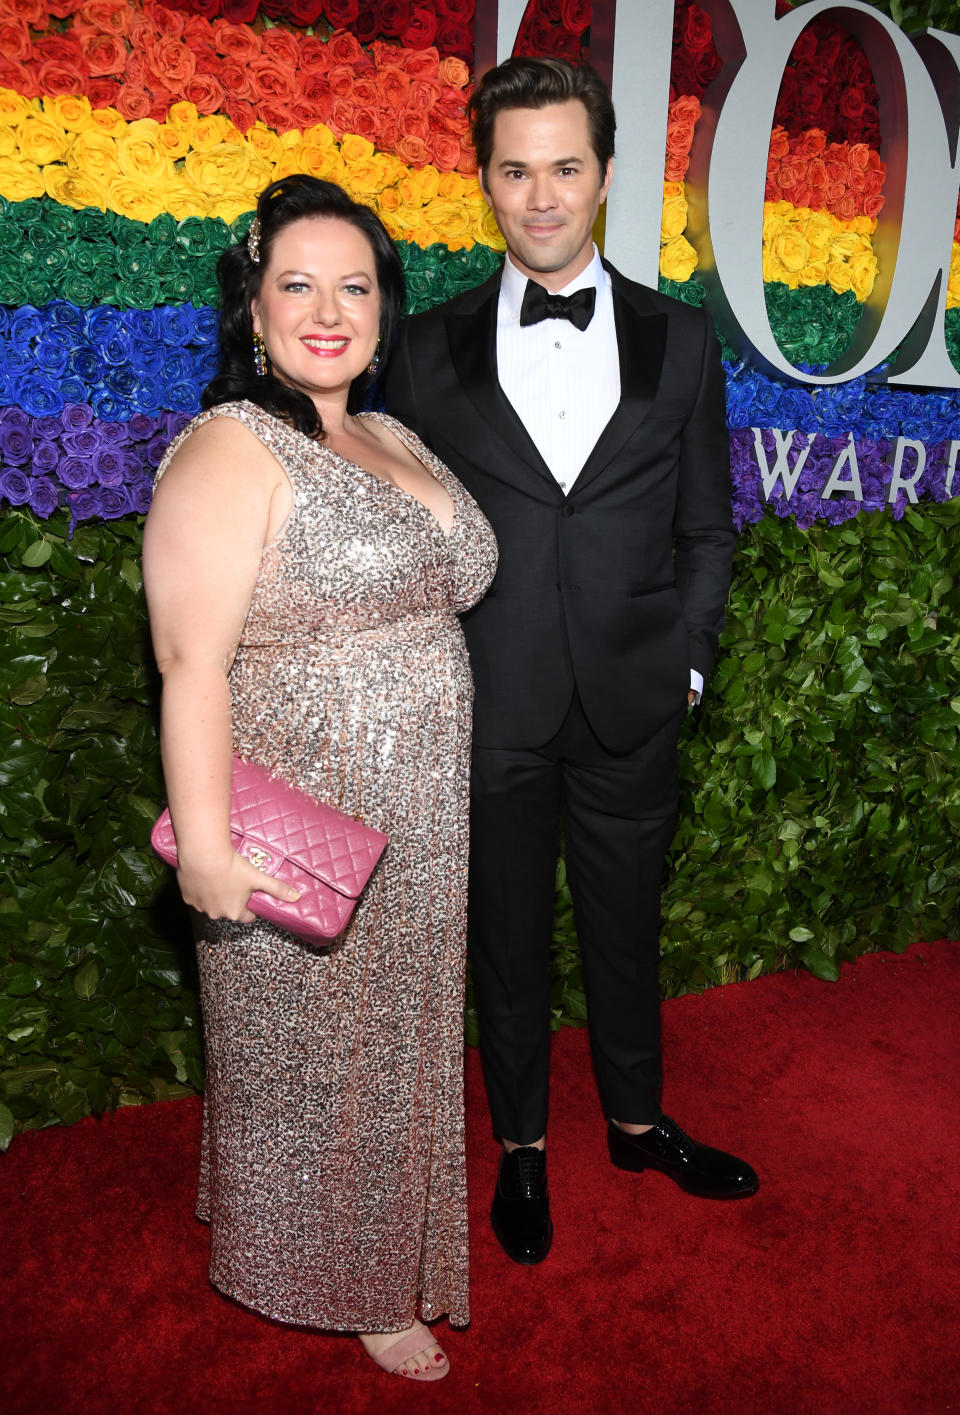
[150,755,389,944]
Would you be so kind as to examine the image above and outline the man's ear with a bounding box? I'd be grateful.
[479,167,493,209]
[599,158,614,203]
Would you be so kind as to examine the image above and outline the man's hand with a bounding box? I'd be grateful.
[687,689,697,707]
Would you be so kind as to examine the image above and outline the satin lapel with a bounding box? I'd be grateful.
[444,279,555,485]
[572,277,668,495]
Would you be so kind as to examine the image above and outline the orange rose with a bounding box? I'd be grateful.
[152,4,186,40]
[183,15,215,48]
[327,32,366,67]
[183,74,225,116]
[410,79,443,115]
[458,139,477,175]
[6,0,46,24]
[223,99,255,135]
[350,106,380,142]
[115,86,152,122]
[399,108,430,142]
[767,126,790,162]
[397,134,429,167]
[259,101,296,135]
[352,77,381,110]
[261,28,299,68]
[401,48,440,80]
[808,158,828,190]
[329,98,357,135]
[836,191,859,222]
[438,56,469,89]
[798,128,826,157]
[327,66,357,101]
[0,16,30,62]
[847,143,871,172]
[220,60,253,102]
[77,0,130,30]
[430,134,461,172]
[862,193,885,220]
[299,37,330,73]
[377,67,411,109]
[146,38,197,89]
[212,21,262,64]
[38,61,87,99]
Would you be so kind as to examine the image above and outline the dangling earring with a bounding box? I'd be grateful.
[367,338,381,377]
[253,331,268,378]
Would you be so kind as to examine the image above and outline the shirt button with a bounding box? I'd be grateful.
[554,340,562,349]
[559,410,566,419]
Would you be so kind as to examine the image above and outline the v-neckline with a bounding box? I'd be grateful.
[328,413,456,542]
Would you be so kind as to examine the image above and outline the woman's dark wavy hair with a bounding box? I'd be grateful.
[469,58,616,183]
[202,175,405,438]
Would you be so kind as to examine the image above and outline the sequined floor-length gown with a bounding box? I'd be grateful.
[155,400,497,1332]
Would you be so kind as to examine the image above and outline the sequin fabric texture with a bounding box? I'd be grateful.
[155,400,498,1332]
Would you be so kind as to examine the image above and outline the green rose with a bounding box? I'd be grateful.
[62,271,99,305]
[147,213,178,247]
[76,207,111,241]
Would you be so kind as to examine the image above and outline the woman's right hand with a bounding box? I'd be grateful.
[176,849,300,923]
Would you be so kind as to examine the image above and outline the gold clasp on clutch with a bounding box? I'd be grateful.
[247,845,273,871]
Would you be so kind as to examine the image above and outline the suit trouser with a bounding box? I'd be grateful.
[469,692,684,1145]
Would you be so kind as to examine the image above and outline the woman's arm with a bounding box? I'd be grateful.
[143,416,297,922]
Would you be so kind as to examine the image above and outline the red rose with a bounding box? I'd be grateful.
[683,5,713,56]
[219,0,261,26]
[183,14,216,46]
[350,105,380,139]
[219,60,254,101]
[840,85,865,120]
[87,76,120,108]
[182,73,226,114]
[37,60,86,97]
[327,65,357,99]
[298,36,330,70]
[403,4,439,49]
[284,0,325,25]
[195,50,223,78]
[560,0,591,36]
[327,30,368,67]
[353,76,382,108]
[791,30,818,65]
[436,24,472,65]
[258,100,296,132]
[81,33,126,77]
[379,0,412,38]
[259,0,289,18]
[436,0,473,19]
[34,34,85,66]
[0,16,30,62]
[223,98,256,133]
[862,193,885,220]
[354,8,380,44]
[249,57,297,102]
[0,57,36,96]
[326,0,361,26]
[148,87,174,122]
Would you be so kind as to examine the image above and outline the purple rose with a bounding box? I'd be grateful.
[94,447,125,487]
[130,475,154,514]
[32,440,59,474]
[27,476,59,518]
[0,468,31,505]
[95,485,133,518]
[62,403,93,432]
[99,420,131,446]
[67,489,98,525]
[61,428,100,458]
[0,424,33,464]
[34,416,62,442]
[58,455,94,490]
[128,412,155,440]
[145,433,171,467]
[0,406,29,430]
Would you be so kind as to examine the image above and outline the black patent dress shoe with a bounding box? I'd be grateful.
[491,1145,553,1264]
[608,1115,759,1198]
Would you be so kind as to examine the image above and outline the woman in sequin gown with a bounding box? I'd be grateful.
[143,178,497,1381]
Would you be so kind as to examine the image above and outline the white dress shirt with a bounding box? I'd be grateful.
[496,246,703,704]
[496,246,620,495]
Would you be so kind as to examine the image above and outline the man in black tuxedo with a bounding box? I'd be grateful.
[386,56,757,1266]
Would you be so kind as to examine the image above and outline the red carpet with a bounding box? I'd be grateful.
[4,941,959,1415]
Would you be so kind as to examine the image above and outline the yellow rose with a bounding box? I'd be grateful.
[797,254,829,287]
[762,206,787,248]
[389,201,430,236]
[167,101,199,131]
[825,257,854,296]
[345,155,390,197]
[246,122,283,166]
[187,115,233,153]
[659,233,698,282]
[829,228,862,260]
[210,190,260,223]
[399,165,440,206]
[849,249,877,301]
[378,187,401,214]
[800,210,835,254]
[660,188,688,242]
[117,125,172,185]
[89,107,126,138]
[340,133,374,165]
[301,123,336,152]
[279,128,301,151]
[771,227,810,273]
[18,115,68,166]
[166,173,209,221]
[0,125,16,159]
[0,90,37,126]
[852,214,875,237]
[376,209,404,241]
[43,94,94,134]
[70,129,121,183]
[477,203,505,251]
[946,242,960,310]
[157,125,191,161]
[43,166,108,212]
[423,196,471,242]
[294,142,349,186]
[0,155,44,202]
[108,176,164,224]
[184,143,252,198]
[437,171,466,201]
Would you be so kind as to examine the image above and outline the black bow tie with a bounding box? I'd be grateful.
[519,280,596,332]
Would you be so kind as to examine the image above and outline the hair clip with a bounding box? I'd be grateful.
[247,215,261,265]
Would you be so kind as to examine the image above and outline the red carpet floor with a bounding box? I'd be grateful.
[4,941,959,1415]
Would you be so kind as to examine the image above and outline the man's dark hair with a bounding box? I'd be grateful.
[203,175,405,439]
[468,57,616,182]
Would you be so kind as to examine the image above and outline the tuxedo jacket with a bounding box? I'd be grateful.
[384,260,736,754]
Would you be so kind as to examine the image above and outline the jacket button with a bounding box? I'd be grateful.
[561,504,575,517]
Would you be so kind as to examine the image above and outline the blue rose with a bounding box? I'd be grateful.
[101,333,131,368]
[91,388,129,422]
[125,310,160,344]
[162,307,194,346]
[68,346,105,382]
[19,377,65,418]
[34,331,73,377]
[84,307,120,345]
[8,306,43,344]
[192,307,220,345]
[166,380,203,413]
[130,342,167,376]
[47,301,84,333]
[59,377,89,407]
[132,376,164,413]
[104,365,139,400]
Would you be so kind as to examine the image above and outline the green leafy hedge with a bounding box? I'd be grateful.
[1,501,958,1144]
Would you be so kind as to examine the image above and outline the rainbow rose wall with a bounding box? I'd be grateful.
[0,0,957,1142]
